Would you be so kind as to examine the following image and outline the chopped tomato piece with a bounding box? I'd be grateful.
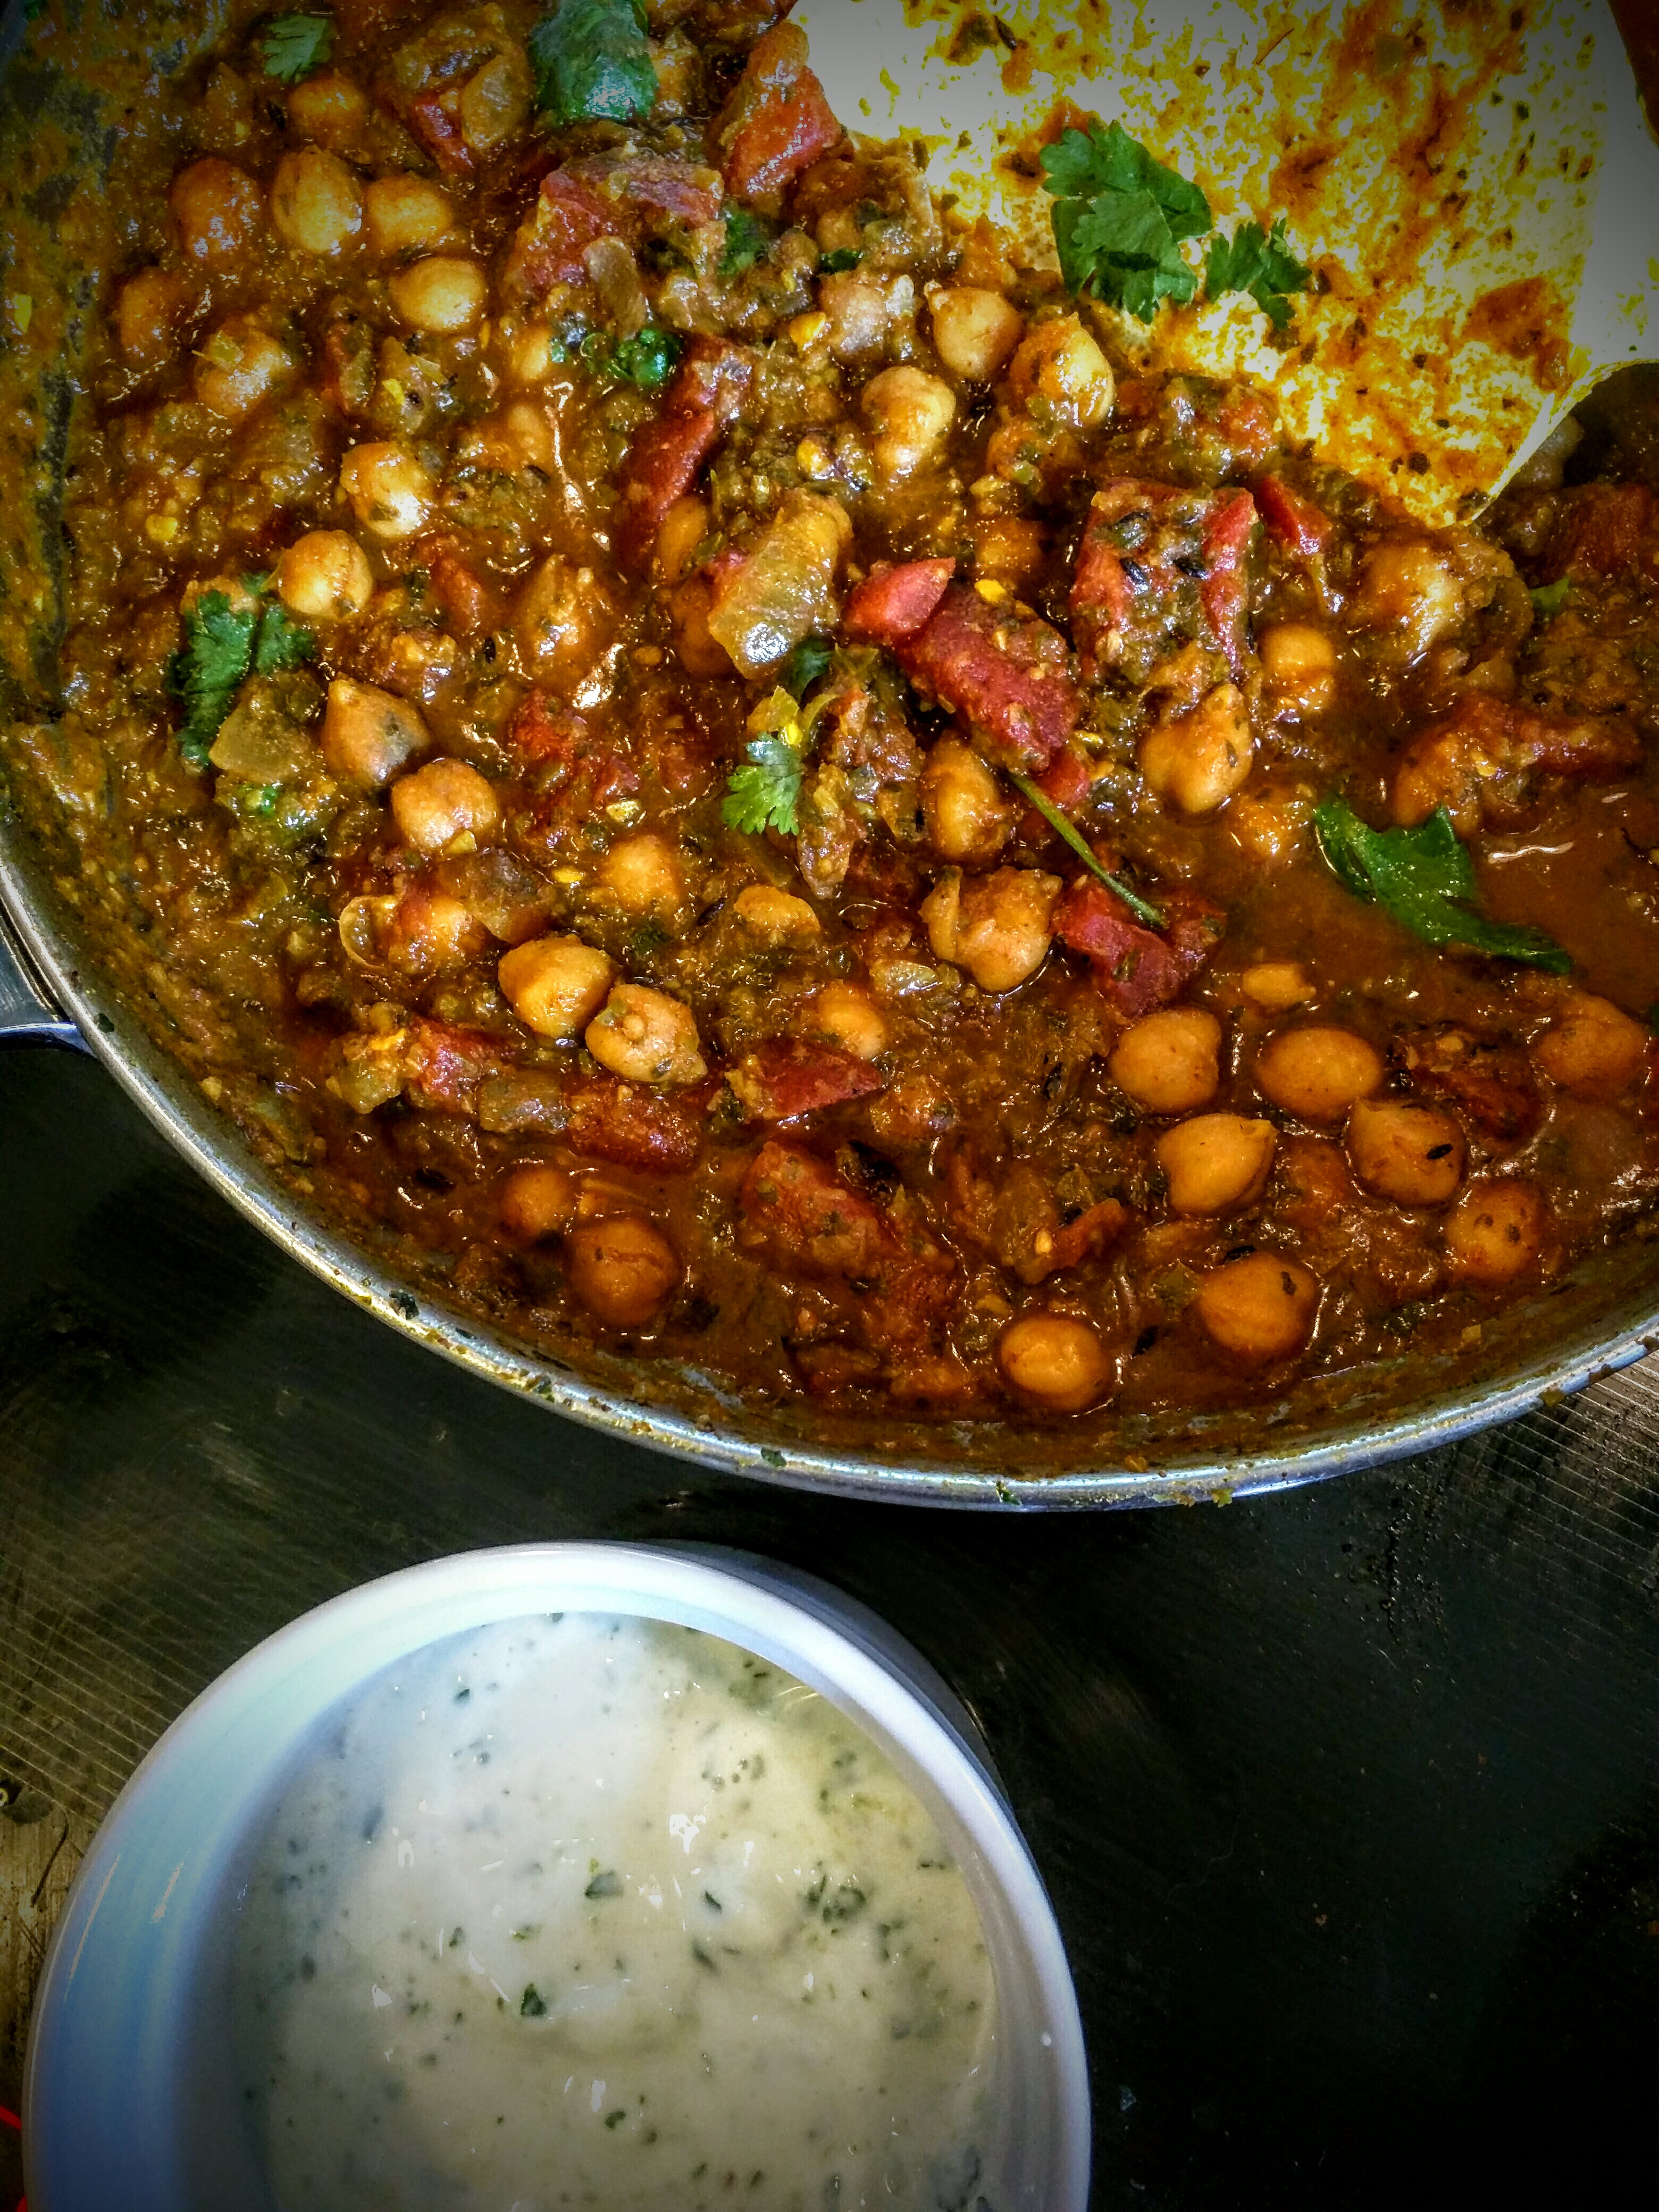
[842,558,956,647]
[507,695,640,823]
[403,1019,514,1114]
[1054,880,1224,1018]
[737,1139,886,1277]
[563,1075,703,1172]
[416,534,493,636]
[1256,475,1333,560]
[1394,1026,1544,1146]
[503,169,623,297]
[726,1039,887,1121]
[1546,481,1654,581]
[894,585,1079,772]
[1036,748,1092,812]
[709,21,843,212]
[614,409,720,574]
[404,87,473,177]
[565,153,725,230]
[1071,480,1259,683]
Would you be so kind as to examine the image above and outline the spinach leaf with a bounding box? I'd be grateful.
[1203,217,1311,332]
[1040,122,1211,323]
[529,0,656,128]
[781,634,833,700]
[582,323,682,391]
[1530,577,1571,618]
[1313,798,1571,972]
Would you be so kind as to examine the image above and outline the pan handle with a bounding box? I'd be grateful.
[0,893,86,1051]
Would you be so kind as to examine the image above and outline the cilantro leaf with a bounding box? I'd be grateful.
[1530,577,1571,618]
[1041,122,1210,323]
[254,602,317,674]
[720,208,776,276]
[1203,217,1311,332]
[1313,798,1571,972]
[582,323,681,391]
[170,591,259,767]
[169,592,315,766]
[529,0,656,128]
[782,634,833,700]
[818,246,862,274]
[723,735,803,837]
[259,12,334,85]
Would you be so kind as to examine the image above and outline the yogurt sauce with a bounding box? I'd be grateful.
[232,1613,1001,2210]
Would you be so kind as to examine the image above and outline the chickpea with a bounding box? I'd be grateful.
[819,268,916,363]
[1345,1098,1465,1205]
[191,314,293,419]
[276,530,374,621]
[269,148,362,258]
[586,984,707,1086]
[669,575,733,677]
[1110,1008,1222,1116]
[388,254,488,335]
[498,1162,579,1242]
[920,866,1059,993]
[384,886,487,973]
[505,319,555,385]
[339,442,434,540]
[860,365,957,480]
[170,157,263,268]
[390,759,501,854]
[285,70,370,149]
[1444,1178,1546,1284]
[1255,1027,1384,1124]
[1196,1253,1320,1362]
[919,738,1011,866]
[653,496,709,586]
[804,980,888,1060]
[1534,992,1650,1102]
[498,935,616,1042]
[1260,623,1337,716]
[1156,1115,1277,1216]
[732,884,820,945]
[1350,541,1463,659]
[514,553,617,695]
[928,284,1024,383]
[117,267,191,368]
[1007,315,1115,429]
[363,173,456,258]
[1241,961,1316,1012]
[595,833,688,924]
[998,1312,1113,1413]
[1140,684,1254,816]
[320,677,429,787]
[564,1213,681,1328]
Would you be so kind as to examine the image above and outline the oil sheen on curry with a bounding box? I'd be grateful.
[17,0,1659,1432]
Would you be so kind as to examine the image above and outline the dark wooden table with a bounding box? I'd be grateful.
[3,1044,1657,2209]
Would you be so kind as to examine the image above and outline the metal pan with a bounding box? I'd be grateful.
[5,0,1659,1507]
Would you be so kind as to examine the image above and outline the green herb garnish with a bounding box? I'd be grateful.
[1313,797,1571,971]
[781,634,833,700]
[1008,769,1165,928]
[581,323,682,391]
[1203,217,1311,332]
[529,0,656,128]
[520,1984,547,2017]
[720,208,776,276]
[819,246,862,274]
[723,733,803,837]
[259,12,334,85]
[1530,577,1571,618]
[169,590,315,768]
[1039,122,1211,323]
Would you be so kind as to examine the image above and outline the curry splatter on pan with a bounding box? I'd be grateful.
[2,0,1658,1505]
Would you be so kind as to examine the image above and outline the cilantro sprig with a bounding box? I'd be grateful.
[1040,123,1211,323]
[259,12,334,85]
[170,589,315,769]
[1313,798,1570,973]
[529,0,656,128]
[723,733,803,837]
[1008,770,1164,928]
[1204,219,1311,332]
[1042,120,1311,332]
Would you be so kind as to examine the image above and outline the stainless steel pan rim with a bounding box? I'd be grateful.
[6,816,1656,1511]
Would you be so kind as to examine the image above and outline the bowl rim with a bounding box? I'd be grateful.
[24,1538,1093,2212]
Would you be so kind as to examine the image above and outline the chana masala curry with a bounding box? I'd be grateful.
[8,0,1659,1442]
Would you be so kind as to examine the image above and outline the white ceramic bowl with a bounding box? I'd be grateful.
[25,1541,1091,2210]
